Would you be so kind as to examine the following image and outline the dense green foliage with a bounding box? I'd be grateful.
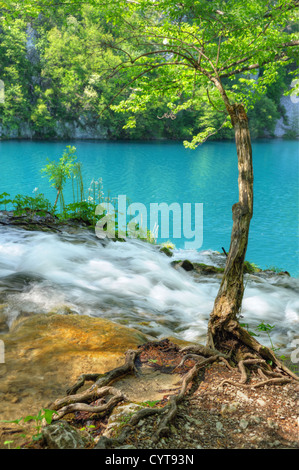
[0,3,296,141]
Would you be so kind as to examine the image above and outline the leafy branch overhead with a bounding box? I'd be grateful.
[100,0,299,147]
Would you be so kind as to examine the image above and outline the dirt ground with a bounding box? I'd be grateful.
[123,361,299,450]
[1,339,298,450]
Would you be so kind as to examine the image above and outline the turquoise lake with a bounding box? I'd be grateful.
[0,139,298,277]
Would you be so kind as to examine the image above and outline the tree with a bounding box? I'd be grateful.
[0,18,34,131]
[100,0,299,367]
[41,145,78,210]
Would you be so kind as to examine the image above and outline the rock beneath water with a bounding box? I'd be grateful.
[0,313,149,444]
[159,246,173,257]
[179,260,195,271]
[42,421,89,449]
[172,259,224,275]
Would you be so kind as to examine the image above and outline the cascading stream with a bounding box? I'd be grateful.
[0,226,298,356]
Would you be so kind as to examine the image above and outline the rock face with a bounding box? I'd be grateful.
[274,94,299,138]
[0,313,149,433]
[0,118,109,140]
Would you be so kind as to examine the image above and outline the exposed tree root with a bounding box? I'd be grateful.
[65,349,139,397]
[45,337,298,449]
[51,386,125,421]
[219,377,293,390]
[209,320,299,382]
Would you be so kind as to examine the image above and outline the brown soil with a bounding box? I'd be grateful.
[73,340,299,450]
[123,361,299,449]
[2,339,298,450]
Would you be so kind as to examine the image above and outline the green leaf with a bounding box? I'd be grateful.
[43,409,58,424]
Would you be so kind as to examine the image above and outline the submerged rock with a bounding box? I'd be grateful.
[0,313,149,435]
[159,246,173,257]
[172,259,224,275]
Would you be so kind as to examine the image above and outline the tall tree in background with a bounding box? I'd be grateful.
[1,0,298,371]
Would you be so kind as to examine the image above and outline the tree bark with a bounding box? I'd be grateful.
[207,103,253,352]
[53,188,61,209]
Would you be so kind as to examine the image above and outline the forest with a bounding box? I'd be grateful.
[0,3,297,140]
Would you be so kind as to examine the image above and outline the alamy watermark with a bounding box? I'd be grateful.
[95,195,203,249]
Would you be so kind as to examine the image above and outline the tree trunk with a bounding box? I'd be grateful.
[53,188,61,209]
[207,103,253,352]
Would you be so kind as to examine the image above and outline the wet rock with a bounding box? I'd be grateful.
[193,263,224,275]
[159,246,173,257]
[103,403,144,438]
[181,260,194,271]
[239,418,249,430]
[221,402,239,415]
[171,259,224,275]
[0,314,149,426]
[42,421,88,449]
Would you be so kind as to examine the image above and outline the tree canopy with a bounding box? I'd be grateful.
[0,0,298,140]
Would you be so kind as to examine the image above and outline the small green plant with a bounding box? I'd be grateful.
[243,260,261,274]
[3,440,14,449]
[12,193,53,216]
[139,400,160,408]
[79,424,96,433]
[0,192,12,211]
[255,321,280,353]
[240,322,259,337]
[63,201,98,224]
[240,321,280,358]
[266,265,284,273]
[1,408,58,443]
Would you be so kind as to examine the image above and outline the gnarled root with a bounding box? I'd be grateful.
[209,321,299,390]
[46,336,298,449]
[95,347,223,448]
[228,321,299,382]
[152,359,203,442]
[52,386,125,421]
[49,349,140,418]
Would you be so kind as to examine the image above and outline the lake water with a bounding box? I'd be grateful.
[0,139,298,276]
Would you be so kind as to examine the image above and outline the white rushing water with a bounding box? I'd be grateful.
[0,226,298,356]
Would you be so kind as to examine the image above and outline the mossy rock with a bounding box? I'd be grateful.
[243,261,262,274]
[159,246,173,257]
[193,263,224,274]
[171,260,224,275]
